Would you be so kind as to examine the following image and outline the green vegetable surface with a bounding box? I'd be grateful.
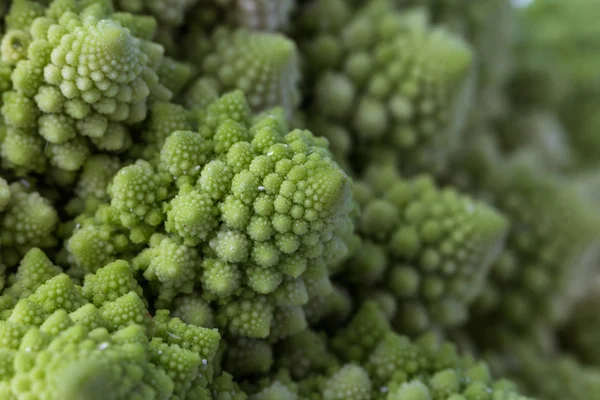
[0,0,599,399]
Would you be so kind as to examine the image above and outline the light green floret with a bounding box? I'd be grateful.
[100,291,152,331]
[28,273,86,314]
[172,293,216,328]
[472,161,600,329]
[133,233,199,305]
[132,100,194,163]
[322,364,371,400]
[250,301,532,400]
[251,380,298,400]
[67,90,354,339]
[211,372,248,400]
[178,0,296,59]
[269,305,308,342]
[81,259,144,307]
[108,160,170,234]
[0,252,222,400]
[3,248,61,299]
[330,301,390,363]
[66,154,122,215]
[220,289,274,339]
[298,0,473,173]
[152,309,221,360]
[345,163,508,334]
[0,0,174,173]
[2,324,168,400]
[66,215,133,274]
[277,329,339,380]
[157,56,195,96]
[0,181,59,267]
[188,28,300,117]
[364,330,531,400]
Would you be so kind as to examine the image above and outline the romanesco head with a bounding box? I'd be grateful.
[0,0,172,173]
[68,91,354,340]
[0,251,222,399]
[299,0,473,173]
[344,163,508,334]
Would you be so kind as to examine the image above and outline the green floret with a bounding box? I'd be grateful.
[40,309,73,335]
[485,334,600,400]
[66,154,122,215]
[211,372,249,400]
[182,77,220,112]
[0,181,59,267]
[66,214,134,274]
[100,291,152,331]
[152,309,221,360]
[276,329,339,379]
[68,90,354,339]
[4,0,45,32]
[132,100,194,163]
[28,273,86,313]
[7,298,49,327]
[471,160,600,330]
[322,364,371,400]
[221,290,274,339]
[108,160,170,234]
[82,259,144,307]
[180,0,295,43]
[297,0,473,173]
[251,380,298,400]
[248,301,532,400]
[269,305,308,341]
[133,233,199,305]
[186,28,300,117]
[6,324,176,400]
[0,0,173,174]
[301,266,341,324]
[224,336,274,377]
[171,293,216,328]
[68,303,108,331]
[0,253,222,399]
[156,56,195,97]
[66,203,138,273]
[330,301,390,363]
[411,0,517,123]
[3,248,61,299]
[506,0,600,169]
[344,163,507,334]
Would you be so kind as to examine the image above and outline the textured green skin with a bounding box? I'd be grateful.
[0,248,221,400]
[66,90,354,341]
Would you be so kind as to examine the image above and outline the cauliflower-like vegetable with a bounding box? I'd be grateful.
[0,250,221,399]
[471,160,600,329]
[184,27,300,118]
[67,90,354,339]
[0,180,59,267]
[0,0,173,173]
[297,0,473,173]
[342,163,507,334]
[247,301,532,400]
